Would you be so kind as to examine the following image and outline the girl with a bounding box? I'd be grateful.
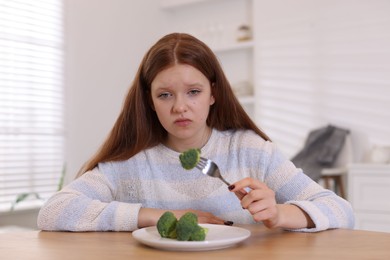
[38,33,354,232]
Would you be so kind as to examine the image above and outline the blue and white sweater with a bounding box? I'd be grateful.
[37,129,355,232]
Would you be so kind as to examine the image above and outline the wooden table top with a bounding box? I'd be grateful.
[1,225,389,259]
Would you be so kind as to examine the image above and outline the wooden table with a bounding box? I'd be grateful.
[1,225,389,259]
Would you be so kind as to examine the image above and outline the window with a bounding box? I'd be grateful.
[0,0,64,211]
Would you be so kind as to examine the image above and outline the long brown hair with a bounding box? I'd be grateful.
[79,33,270,176]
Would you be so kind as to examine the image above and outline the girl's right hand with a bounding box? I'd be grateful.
[173,209,226,225]
[137,208,229,228]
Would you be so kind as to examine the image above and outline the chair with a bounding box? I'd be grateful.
[292,125,349,182]
[320,135,353,199]
[291,125,353,198]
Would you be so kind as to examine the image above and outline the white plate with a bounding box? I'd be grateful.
[132,224,251,251]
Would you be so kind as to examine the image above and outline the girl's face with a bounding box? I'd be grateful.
[150,64,215,151]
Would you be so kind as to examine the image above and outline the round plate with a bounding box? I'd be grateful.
[132,224,251,251]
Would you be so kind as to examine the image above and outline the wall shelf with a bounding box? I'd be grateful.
[160,0,217,9]
[238,95,255,105]
[212,40,254,53]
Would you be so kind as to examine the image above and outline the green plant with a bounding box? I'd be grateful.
[10,163,66,211]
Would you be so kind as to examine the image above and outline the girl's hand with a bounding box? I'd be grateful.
[138,208,229,228]
[228,177,280,229]
[172,209,227,225]
[228,177,315,230]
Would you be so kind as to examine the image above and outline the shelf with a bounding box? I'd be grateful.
[212,40,254,53]
[348,163,390,175]
[238,95,255,105]
[160,0,217,9]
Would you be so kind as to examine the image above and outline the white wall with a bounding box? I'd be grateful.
[254,0,390,160]
[64,0,170,182]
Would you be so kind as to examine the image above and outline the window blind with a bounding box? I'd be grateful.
[0,0,64,211]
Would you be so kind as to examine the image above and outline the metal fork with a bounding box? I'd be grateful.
[196,157,231,186]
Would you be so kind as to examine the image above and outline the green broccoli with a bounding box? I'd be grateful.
[156,211,208,241]
[179,148,201,170]
[176,212,208,241]
[157,211,178,239]
[189,225,208,241]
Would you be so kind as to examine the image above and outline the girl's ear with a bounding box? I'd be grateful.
[210,82,216,105]
[210,94,215,106]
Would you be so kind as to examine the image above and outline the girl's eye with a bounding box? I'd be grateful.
[188,89,201,96]
[158,92,171,99]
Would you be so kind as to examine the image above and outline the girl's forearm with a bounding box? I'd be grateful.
[274,204,315,229]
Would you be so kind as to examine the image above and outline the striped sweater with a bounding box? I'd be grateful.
[37,129,355,232]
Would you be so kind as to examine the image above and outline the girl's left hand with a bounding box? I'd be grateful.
[228,177,280,229]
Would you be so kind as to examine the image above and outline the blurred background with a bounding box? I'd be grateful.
[1,0,390,232]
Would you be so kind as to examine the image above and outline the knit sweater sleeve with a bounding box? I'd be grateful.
[261,141,355,232]
[37,167,141,232]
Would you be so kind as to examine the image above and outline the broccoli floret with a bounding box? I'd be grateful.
[157,211,178,239]
[179,148,201,170]
[176,212,208,241]
[156,211,208,241]
[189,225,208,241]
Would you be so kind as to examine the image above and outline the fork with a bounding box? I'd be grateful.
[196,157,231,186]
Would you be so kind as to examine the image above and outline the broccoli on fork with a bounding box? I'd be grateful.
[179,148,201,170]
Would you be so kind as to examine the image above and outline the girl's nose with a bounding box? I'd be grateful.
[172,97,187,113]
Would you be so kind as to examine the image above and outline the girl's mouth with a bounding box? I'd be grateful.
[175,119,191,127]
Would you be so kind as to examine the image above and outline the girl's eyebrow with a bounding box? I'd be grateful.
[153,81,204,90]
[186,82,204,87]
[153,83,172,91]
